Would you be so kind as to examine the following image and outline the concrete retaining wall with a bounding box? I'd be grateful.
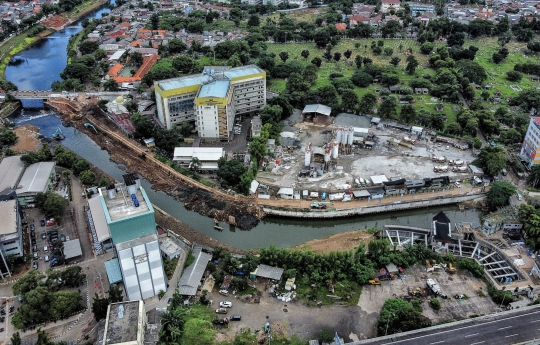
[263,193,483,218]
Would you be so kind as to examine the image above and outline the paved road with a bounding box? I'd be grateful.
[350,306,540,345]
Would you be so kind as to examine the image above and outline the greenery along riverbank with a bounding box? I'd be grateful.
[0,28,50,80]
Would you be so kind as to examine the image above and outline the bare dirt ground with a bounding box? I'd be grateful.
[296,229,375,254]
[41,15,69,30]
[10,124,41,153]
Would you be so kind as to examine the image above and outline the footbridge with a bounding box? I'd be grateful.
[9,91,130,100]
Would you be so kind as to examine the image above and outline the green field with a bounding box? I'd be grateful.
[264,36,536,123]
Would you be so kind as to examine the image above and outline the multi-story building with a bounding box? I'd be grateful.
[520,117,540,169]
[102,300,146,345]
[409,3,436,16]
[98,173,167,301]
[0,189,24,278]
[381,0,401,12]
[154,65,266,140]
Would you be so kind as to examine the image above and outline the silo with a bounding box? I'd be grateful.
[332,140,339,159]
[304,143,312,166]
[336,127,343,143]
[340,127,348,145]
[347,127,354,145]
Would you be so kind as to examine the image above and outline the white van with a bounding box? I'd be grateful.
[44,246,48,253]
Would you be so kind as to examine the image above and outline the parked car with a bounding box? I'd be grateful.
[30,230,35,239]
[46,219,55,226]
[29,224,35,231]
[32,261,38,270]
[66,236,70,241]
[32,245,37,252]
[41,231,46,239]
[230,315,241,321]
[219,301,232,308]
[218,290,228,296]
[44,255,49,262]
[33,252,38,260]
[60,234,66,242]
[455,181,461,188]
[0,316,5,323]
[215,308,228,314]
[517,193,523,201]
[40,220,45,227]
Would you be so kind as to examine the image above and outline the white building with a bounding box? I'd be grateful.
[0,156,25,192]
[154,65,266,140]
[172,147,225,170]
[17,161,56,204]
[520,117,540,169]
[381,0,401,12]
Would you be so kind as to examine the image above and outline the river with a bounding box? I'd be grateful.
[3,4,483,250]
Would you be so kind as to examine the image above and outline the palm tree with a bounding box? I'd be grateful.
[159,308,187,344]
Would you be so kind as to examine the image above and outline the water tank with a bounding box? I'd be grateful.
[304,148,312,166]
[336,127,343,143]
[341,128,348,145]
[347,127,354,145]
[332,140,339,159]
[107,188,117,199]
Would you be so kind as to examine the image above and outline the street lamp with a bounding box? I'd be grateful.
[385,313,395,336]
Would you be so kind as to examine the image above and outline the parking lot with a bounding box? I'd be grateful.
[358,264,498,335]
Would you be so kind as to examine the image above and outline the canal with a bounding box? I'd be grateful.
[3,4,483,250]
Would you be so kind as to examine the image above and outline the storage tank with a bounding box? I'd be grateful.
[347,127,354,145]
[336,127,343,143]
[341,127,348,145]
[305,143,312,166]
[332,140,339,159]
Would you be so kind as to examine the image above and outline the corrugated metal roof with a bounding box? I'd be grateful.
[88,196,110,243]
[254,264,284,280]
[198,80,229,98]
[157,74,213,91]
[173,147,224,162]
[352,190,371,198]
[224,65,263,79]
[0,199,17,236]
[17,162,55,195]
[64,239,82,259]
[0,156,24,192]
[302,104,332,116]
[105,258,123,284]
[178,248,212,296]
[277,188,294,196]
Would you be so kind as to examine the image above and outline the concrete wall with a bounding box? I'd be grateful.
[262,194,483,219]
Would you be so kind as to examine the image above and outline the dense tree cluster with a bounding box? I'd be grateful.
[11,268,86,329]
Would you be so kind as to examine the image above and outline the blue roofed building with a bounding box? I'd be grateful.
[154,65,266,140]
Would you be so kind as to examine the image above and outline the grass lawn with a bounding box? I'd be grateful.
[0,33,38,79]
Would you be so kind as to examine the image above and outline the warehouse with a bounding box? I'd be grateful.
[17,161,56,204]
[172,147,225,170]
[0,156,25,192]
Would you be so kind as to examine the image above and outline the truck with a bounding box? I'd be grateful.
[426,278,447,298]
[432,156,446,163]
[434,166,448,173]
[452,166,468,173]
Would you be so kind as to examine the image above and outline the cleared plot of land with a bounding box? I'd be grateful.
[295,229,375,254]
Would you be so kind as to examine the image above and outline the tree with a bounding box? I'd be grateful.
[341,89,359,112]
[247,14,260,27]
[42,193,69,223]
[167,38,187,54]
[13,269,43,296]
[107,285,123,303]
[78,40,99,55]
[79,170,96,186]
[311,57,322,68]
[260,104,283,125]
[400,104,417,124]
[159,308,187,344]
[130,51,143,66]
[0,129,17,146]
[506,71,522,82]
[10,332,21,345]
[317,329,334,343]
[302,65,318,85]
[351,71,373,87]
[301,49,310,59]
[344,49,352,59]
[227,53,242,67]
[377,298,431,336]
[383,47,393,56]
[279,51,289,62]
[359,93,377,114]
[60,266,86,287]
[456,60,487,84]
[355,55,363,69]
[406,55,419,75]
[35,328,54,345]
[92,294,109,321]
[379,96,398,119]
[477,146,507,176]
[420,42,434,54]
[103,78,119,91]
[333,52,342,62]
[389,57,401,67]
[217,158,247,190]
[486,181,516,209]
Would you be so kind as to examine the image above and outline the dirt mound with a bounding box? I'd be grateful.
[10,125,41,153]
[41,15,69,30]
[296,229,374,253]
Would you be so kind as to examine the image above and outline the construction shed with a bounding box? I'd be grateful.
[253,264,284,281]
[172,147,225,170]
[302,104,331,121]
[158,236,182,260]
[178,248,212,296]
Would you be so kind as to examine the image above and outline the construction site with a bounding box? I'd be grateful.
[255,113,479,194]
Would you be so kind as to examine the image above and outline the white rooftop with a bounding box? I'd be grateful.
[108,49,126,61]
[17,162,55,196]
[101,185,150,221]
[0,199,17,238]
[173,147,224,162]
[370,175,389,185]
[0,156,24,192]
[88,195,110,243]
[302,104,332,116]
